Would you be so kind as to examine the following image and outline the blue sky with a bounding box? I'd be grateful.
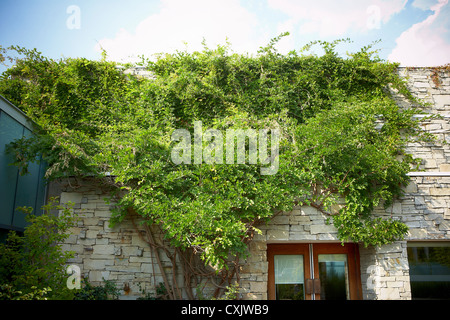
[1,0,449,71]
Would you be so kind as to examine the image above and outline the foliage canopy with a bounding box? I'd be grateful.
[0,36,431,271]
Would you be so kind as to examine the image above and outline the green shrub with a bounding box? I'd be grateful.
[0,197,77,300]
[73,278,120,300]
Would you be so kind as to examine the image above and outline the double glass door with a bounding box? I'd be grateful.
[268,243,362,300]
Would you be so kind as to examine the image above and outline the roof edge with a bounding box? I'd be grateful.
[0,94,35,131]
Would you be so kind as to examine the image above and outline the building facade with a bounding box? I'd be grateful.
[0,95,47,241]
[53,67,450,300]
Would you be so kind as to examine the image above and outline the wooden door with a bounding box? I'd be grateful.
[268,243,362,300]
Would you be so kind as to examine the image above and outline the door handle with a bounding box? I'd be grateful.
[313,278,321,294]
[305,278,321,295]
[305,279,313,294]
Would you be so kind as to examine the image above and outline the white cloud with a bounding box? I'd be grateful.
[95,0,263,63]
[267,0,407,37]
[388,0,450,66]
[412,0,439,10]
[95,0,450,66]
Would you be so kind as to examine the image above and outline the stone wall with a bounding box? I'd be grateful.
[57,67,450,300]
[53,179,219,300]
[53,182,152,299]
[240,205,341,300]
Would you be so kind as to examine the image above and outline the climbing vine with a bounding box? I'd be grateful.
[0,35,434,298]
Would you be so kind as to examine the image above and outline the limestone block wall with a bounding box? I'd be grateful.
[240,178,449,300]
[52,180,172,300]
[240,206,341,300]
[53,179,221,300]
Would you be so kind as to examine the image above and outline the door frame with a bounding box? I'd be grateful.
[268,243,362,300]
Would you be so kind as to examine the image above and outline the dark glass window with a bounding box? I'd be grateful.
[0,107,47,233]
[407,242,450,300]
[0,110,22,227]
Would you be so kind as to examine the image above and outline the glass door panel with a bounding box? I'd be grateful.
[268,243,311,300]
[317,254,349,300]
[274,255,305,300]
